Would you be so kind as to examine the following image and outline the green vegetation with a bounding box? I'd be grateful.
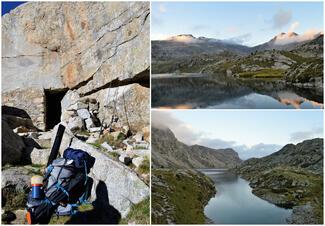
[92,133,126,149]
[281,51,307,64]
[120,198,150,224]
[77,130,91,137]
[250,167,323,223]
[152,169,216,224]
[2,188,26,211]
[238,68,284,78]
[137,157,150,174]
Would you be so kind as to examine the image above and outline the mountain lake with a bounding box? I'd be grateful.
[198,169,292,224]
[151,74,323,109]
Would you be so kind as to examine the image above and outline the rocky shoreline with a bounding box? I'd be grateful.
[235,138,323,224]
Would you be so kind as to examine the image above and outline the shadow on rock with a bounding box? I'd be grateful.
[66,180,121,224]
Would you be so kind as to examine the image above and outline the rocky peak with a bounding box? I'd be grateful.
[167,34,197,42]
[152,126,242,169]
[238,138,323,175]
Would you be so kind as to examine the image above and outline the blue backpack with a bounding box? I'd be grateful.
[26,148,95,223]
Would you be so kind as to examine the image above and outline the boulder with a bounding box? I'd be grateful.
[69,138,149,217]
[85,118,95,130]
[30,148,50,165]
[33,138,51,149]
[101,142,113,152]
[2,119,25,166]
[133,132,144,143]
[132,157,144,168]
[61,90,80,112]
[61,110,77,122]
[2,167,31,191]
[67,116,84,132]
[38,131,53,140]
[86,135,99,144]
[68,102,89,111]
[132,149,150,158]
[118,153,132,165]
[89,127,101,133]
[77,109,91,119]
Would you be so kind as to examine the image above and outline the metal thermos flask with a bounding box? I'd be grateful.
[31,175,43,199]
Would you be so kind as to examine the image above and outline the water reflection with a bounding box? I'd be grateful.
[199,169,292,224]
[152,74,323,109]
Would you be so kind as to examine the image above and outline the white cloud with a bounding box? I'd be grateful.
[272,9,292,29]
[152,111,201,144]
[152,111,285,160]
[288,21,300,33]
[223,33,252,45]
[234,143,282,159]
[151,33,170,41]
[290,127,323,142]
[274,28,323,45]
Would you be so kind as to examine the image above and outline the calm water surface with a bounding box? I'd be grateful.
[152,74,323,109]
[199,169,292,224]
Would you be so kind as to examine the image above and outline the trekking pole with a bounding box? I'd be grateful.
[47,124,65,166]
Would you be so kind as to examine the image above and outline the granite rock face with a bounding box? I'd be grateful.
[87,83,150,133]
[2,2,150,131]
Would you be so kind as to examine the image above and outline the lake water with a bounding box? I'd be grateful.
[152,74,323,109]
[199,169,292,224]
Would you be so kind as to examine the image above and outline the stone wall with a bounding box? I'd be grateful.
[2,89,46,130]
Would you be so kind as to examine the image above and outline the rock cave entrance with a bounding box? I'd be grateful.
[44,89,68,131]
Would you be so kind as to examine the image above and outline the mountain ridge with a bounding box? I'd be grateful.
[158,32,322,49]
[236,138,323,176]
[152,126,242,169]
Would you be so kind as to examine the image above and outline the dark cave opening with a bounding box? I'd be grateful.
[44,89,68,131]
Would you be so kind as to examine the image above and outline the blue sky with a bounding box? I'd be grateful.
[2,2,26,16]
[152,2,323,46]
[152,110,323,159]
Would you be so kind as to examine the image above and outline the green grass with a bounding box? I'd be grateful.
[2,188,26,211]
[281,51,307,64]
[92,133,126,149]
[119,198,150,224]
[251,167,323,223]
[77,130,91,136]
[238,68,285,79]
[152,169,215,224]
[137,157,150,174]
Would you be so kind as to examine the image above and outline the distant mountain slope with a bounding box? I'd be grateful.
[235,138,323,224]
[151,33,323,80]
[152,126,242,169]
[237,138,323,176]
[152,34,251,61]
